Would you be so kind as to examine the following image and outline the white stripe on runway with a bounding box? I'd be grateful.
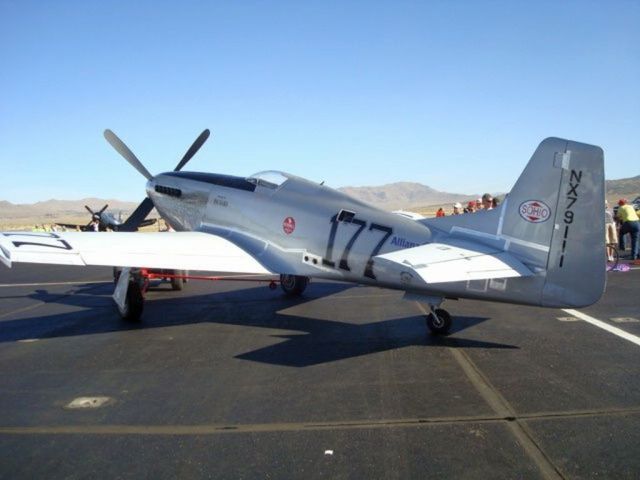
[562,309,640,347]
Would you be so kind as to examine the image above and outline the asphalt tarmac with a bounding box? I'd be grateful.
[0,263,639,479]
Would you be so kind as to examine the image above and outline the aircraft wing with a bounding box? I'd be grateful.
[374,240,533,284]
[0,231,270,274]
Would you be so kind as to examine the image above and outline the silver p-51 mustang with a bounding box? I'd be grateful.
[0,131,605,334]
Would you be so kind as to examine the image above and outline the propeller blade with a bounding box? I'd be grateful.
[174,129,210,172]
[104,129,153,180]
[98,204,109,215]
[84,205,94,215]
[119,198,155,232]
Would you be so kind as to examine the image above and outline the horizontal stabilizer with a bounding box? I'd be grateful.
[0,231,270,274]
[374,241,533,284]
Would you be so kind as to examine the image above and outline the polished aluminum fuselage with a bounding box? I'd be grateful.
[147,171,432,289]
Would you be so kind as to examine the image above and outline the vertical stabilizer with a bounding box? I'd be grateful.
[500,138,605,307]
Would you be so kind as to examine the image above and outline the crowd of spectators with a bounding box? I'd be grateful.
[436,193,500,216]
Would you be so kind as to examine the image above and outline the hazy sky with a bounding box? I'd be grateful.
[1,0,638,203]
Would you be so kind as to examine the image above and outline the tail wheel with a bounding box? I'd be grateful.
[280,274,309,296]
[426,308,452,335]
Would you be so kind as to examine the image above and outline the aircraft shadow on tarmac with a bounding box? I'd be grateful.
[0,282,518,366]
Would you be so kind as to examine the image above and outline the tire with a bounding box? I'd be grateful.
[426,308,452,335]
[280,274,309,296]
[170,271,184,291]
[118,281,144,322]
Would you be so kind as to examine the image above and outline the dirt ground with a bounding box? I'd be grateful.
[0,216,164,232]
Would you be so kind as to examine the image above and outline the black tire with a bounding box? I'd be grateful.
[426,308,452,335]
[280,274,309,296]
[170,271,184,291]
[119,281,144,322]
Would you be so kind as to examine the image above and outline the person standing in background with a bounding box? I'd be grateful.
[617,199,640,260]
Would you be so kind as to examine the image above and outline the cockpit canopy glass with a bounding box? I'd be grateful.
[246,171,289,189]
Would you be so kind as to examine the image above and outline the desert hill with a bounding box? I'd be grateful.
[0,198,140,220]
[605,175,640,203]
[337,182,478,210]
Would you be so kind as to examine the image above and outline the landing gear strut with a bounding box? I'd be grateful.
[279,274,309,296]
[426,307,452,335]
[113,268,145,322]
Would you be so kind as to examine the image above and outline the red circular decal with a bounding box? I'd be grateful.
[283,216,296,235]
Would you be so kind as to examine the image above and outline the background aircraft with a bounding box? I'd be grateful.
[0,132,605,336]
[55,204,157,232]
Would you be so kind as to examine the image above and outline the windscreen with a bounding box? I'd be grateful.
[246,171,289,189]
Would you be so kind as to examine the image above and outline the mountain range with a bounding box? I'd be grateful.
[0,199,141,220]
[605,175,640,201]
[1,175,638,223]
[337,182,478,210]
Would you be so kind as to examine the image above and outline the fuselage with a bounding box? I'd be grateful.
[147,170,433,288]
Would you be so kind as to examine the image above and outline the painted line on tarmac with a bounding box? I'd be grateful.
[0,302,48,321]
[414,302,563,479]
[0,280,109,288]
[0,282,109,320]
[3,407,640,435]
[563,309,640,347]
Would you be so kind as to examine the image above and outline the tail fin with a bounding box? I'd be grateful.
[422,137,605,308]
[500,137,605,307]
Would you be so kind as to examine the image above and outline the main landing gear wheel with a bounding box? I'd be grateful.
[170,270,184,291]
[118,280,144,322]
[280,274,309,296]
[426,308,452,335]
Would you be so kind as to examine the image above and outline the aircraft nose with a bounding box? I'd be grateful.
[145,177,156,198]
[146,173,182,200]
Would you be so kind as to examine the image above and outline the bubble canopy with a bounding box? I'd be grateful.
[246,171,289,189]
